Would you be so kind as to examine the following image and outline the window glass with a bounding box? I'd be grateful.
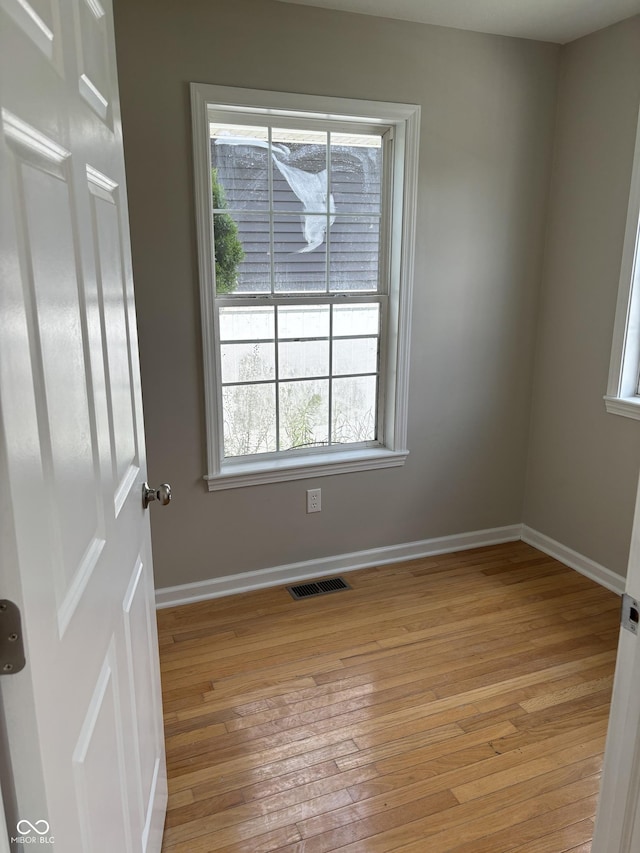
[222,384,277,457]
[210,120,385,458]
[217,300,382,457]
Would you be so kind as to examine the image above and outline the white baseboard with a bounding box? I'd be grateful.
[521,526,625,596]
[155,524,523,609]
[155,523,626,608]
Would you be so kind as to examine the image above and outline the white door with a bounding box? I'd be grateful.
[593,466,640,850]
[0,1,167,851]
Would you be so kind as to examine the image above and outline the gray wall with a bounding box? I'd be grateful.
[113,0,558,590]
[524,16,640,578]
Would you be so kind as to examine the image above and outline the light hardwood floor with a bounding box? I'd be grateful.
[157,541,620,853]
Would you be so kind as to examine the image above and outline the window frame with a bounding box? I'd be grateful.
[190,83,420,490]
[605,104,640,420]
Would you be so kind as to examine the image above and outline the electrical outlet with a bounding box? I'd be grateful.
[306,488,321,513]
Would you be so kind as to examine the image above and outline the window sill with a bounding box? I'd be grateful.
[205,448,409,491]
[604,395,640,420]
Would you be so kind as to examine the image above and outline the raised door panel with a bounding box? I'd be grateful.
[123,557,164,851]
[73,643,133,853]
[74,0,112,124]
[3,111,107,637]
[0,0,62,65]
[87,167,140,513]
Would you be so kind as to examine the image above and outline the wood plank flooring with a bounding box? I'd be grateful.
[157,541,620,853]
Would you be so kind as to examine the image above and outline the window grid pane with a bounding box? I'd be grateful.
[279,379,329,451]
[211,122,383,296]
[332,375,378,444]
[222,384,277,458]
[219,302,381,457]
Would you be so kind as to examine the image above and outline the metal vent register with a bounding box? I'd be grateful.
[287,577,351,600]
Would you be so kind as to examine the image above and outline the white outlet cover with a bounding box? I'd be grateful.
[307,488,322,513]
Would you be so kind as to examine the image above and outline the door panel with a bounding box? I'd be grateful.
[123,557,163,840]
[3,113,108,638]
[75,0,112,123]
[87,170,140,505]
[0,0,62,65]
[72,644,132,853]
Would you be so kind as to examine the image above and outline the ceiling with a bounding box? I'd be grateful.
[275,0,640,43]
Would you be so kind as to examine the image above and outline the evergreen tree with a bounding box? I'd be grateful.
[211,168,244,293]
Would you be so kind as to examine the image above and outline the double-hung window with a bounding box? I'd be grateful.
[606,105,640,419]
[191,84,420,489]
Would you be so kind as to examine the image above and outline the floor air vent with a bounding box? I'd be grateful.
[287,577,351,600]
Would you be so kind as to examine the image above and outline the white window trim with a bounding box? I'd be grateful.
[190,83,420,491]
[605,104,640,420]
